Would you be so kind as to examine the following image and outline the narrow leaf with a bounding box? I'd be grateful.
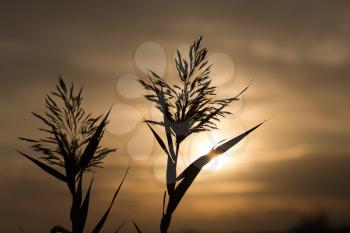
[145,122,174,163]
[177,121,265,181]
[18,151,67,182]
[50,225,71,233]
[167,121,265,216]
[71,175,83,233]
[131,219,143,233]
[76,175,83,207]
[162,190,166,216]
[91,166,129,233]
[77,177,94,233]
[211,120,265,156]
[78,107,111,174]
[114,220,126,233]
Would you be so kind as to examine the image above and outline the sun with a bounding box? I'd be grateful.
[181,132,232,172]
[205,153,230,171]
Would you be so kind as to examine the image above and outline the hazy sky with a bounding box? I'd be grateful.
[1,1,350,233]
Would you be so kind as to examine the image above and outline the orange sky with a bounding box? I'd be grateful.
[1,1,350,233]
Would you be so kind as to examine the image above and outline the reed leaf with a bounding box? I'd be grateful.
[77,108,111,175]
[210,121,265,156]
[145,122,174,163]
[164,121,264,216]
[19,78,119,233]
[76,177,94,233]
[114,220,126,233]
[76,175,83,209]
[50,225,72,233]
[139,37,264,233]
[71,175,83,233]
[91,166,129,233]
[131,219,143,233]
[18,151,67,182]
[162,190,167,216]
[177,121,265,181]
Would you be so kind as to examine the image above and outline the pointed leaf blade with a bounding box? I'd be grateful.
[76,177,94,233]
[176,155,209,181]
[166,156,208,215]
[71,175,83,233]
[114,220,126,233]
[78,108,111,174]
[91,166,129,233]
[177,121,265,181]
[211,121,265,156]
[162,190,166,216]
[18,151,67,182]
[169,121,266,216]
[145,122,174,163]
[131,219,143,233]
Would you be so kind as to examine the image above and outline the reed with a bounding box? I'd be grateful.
[139,37,264,233]
[19,77,128,233]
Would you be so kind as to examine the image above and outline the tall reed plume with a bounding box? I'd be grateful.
[139,37,264,233]
[19,77,128,233]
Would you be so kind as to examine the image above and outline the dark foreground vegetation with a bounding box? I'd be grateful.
[286,215,350,233]
[181,215,350,233]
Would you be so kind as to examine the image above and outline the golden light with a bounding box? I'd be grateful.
[180,132,233,172]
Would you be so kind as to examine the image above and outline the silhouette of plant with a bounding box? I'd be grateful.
[19,77,128,233]
[288,214,330,233]
[286,214,350,233]
[139,37,264,232]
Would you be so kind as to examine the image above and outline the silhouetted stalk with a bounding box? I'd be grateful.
[139,37,264,233]
[19,77,128,233]
[160,141,180,233]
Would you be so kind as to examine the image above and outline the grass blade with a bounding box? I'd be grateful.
[76,177,94,233]
[131,219,143,233]
[145,122,174,163]
[168,121,265,215]
[18,151,67,182]
[78,108,111,174]
[162,190,166,216]
[211,120,265,156]
[71,175,83,233]
[177,121,265,181]
[50,225,71,233]
[76,175,83,207]
[114,219,126,233]
[91,166,129,233]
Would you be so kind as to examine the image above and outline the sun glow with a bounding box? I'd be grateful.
[205,153,231,171]
[180,132,234,172]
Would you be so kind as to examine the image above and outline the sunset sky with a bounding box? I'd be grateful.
[1,1,350,233]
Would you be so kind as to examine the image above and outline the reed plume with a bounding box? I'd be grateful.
[139,37,264,233]
[19,77,128,233]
